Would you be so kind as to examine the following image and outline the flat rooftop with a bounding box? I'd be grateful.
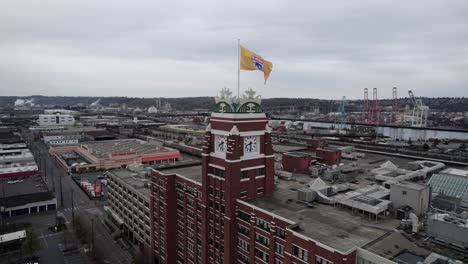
[108,169,151,199]
[393,181,429,191]
[1,176,48,197]
[283,152,311,158]
[157,165,202,184]
[363,232,430,260]
[0,176,53,208]
[247,178,398,252]
[440,168,468,177]
[81,139,173,158]
[273,144,307,153]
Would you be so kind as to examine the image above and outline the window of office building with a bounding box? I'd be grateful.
[292,245,308,262]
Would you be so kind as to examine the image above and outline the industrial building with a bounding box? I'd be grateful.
[0,176,56,218]
[372,160,444,186]
[0,131,23,145]
[49,139,181,173]
[0,143,38,179]
[306,138,327,151]
[42,131,82,146]
[316,147,342,166]
[428,168,468,209]
[82,130,116,141]
[428,210,468,248]
[37,113,75,126]
[281,152,313,173]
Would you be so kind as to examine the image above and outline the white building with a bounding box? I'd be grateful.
[42,134,80,146]
[38,114,75,126]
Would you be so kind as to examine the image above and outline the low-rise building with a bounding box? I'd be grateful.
[49,139,181,173]
[306,138,327,151]
[281,152,312,173]
[390,181,430,216]
[428,210,468,248]
[0,177,56,218]
[42,131,82,146]
[37,113,75,126]
[0,143,38,179]
[316,147,342,166]
[82,130,116,141]
[428,168,468,209]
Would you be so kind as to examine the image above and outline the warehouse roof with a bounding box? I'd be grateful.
[247,178,394,252]
[80,139,174,158]
[0,176,53,208]
[428,173,468,201]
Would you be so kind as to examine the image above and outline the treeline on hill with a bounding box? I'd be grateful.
[0,96,466,113]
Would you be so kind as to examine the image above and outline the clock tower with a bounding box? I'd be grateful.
[200,88,275,263]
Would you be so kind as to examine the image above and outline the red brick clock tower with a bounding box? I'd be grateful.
[201,88,275,263]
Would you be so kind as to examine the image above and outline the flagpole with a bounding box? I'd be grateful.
[237,38,240,100]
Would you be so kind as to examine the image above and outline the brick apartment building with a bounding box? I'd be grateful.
[147,89,386,264]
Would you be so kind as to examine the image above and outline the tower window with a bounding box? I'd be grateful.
[257,168,265,175]
[241,171,249,179]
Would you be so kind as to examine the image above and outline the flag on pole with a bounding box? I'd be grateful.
[240,45,273,84]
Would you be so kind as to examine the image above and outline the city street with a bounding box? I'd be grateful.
[22,130,133,264]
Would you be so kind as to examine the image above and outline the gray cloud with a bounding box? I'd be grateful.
[0,0,467,99]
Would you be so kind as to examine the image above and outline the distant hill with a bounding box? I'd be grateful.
[0,95,466,113]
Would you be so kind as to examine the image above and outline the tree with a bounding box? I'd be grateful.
[61,229,74,249]
[73,214,89,244]
[22,228,41,260]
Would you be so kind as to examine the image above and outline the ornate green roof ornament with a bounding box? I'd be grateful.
[214,87,263,113]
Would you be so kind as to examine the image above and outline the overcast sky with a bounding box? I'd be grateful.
[1,1,467,99]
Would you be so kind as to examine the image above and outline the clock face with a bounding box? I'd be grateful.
[215,135,227,153]
[244,136,259,154]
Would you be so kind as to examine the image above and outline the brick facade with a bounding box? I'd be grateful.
[149,113,356,264]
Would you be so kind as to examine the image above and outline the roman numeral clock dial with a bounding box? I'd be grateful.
[243,136,258,154]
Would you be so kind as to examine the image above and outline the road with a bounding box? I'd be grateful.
[22,129,133,264]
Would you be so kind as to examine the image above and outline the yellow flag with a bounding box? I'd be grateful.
[240,45,273,83]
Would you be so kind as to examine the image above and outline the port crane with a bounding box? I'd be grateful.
[408,90,429,127]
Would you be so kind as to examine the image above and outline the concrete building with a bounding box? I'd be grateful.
[42,132,82,146]
[390,181,430,216]
[49,139,180,173]
[38,113,75,126]
[281,152,312,173]
[428,211,468,248]
[106,166,151,248]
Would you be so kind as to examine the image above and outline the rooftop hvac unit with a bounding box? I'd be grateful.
[297,188,316,202]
